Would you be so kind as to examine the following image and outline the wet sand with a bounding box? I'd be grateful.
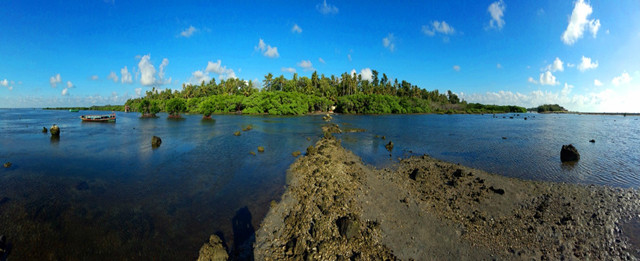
[250,130,640,260]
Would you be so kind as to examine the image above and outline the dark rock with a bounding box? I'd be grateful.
[257,146,265,153]
[197,234,229,261]
[50,124,60,136]
[560,144,580,162]
[524,117,528,120]
[233,131,241,136]
[3,162,11,168]
[589,139,595,143]
[381,136,386,140]
[42,127,47,133]
[453,169,463,178]
[292,151,301,157]
[409,168,419,180]
[151,136,162,148]
[502,137,507,140]
[385,141,394,153]
[336,216,360,240]
[488,186,505,195]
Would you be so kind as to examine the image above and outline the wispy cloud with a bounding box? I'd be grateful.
[487,0,506,30]
[107,72,118,83]
[49,74,61,88]
[291,24,302,34]
[612,72,631,86]
[318,57,325,64]
[422,21,455,36]
[255,39,279,58]
[316,0,338,15]
[180,25,197,38]
[297,60,314,71]
[382,33,396,52]
[453,65,461,72]
[577,56,598,72]
[281,67,296,74]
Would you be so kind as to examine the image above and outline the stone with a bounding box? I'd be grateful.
[249,151,256,156]
[385,141,394,153]
[292,151,301,157]
[560,144,580,162]
[3,162,11,168]
[42,127,48,133]
[242,125,253,131]
[589,139,595,143]
[336,216,360,240]
[234,131,241,136]
[257,146,265,153]
[197,235,229,261]
[50,124,60,136]
[502,137,507,140]
[151,136,162,148]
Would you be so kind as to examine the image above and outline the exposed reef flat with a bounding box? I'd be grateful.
[251,132,640,260]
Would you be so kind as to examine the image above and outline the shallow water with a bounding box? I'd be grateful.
[0,109,639,260]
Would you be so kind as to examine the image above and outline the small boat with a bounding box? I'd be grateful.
[69,109,79,112]
[81,113,116,122]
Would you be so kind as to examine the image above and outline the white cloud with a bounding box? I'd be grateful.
[359,68,373,81]
[497,63,502,69]
[281,67,296,74]
[528,77,538,84]
[91,75,99,80]
[562,82,574,96]
[350,69,357,77]
[594,79,603,86]
[0,79,8,87]
[138,55,156,86]
[291,24,302,34]
[577,56,598,72]
[121,66,133,84]
[422,21,455,36]
[66,81,74,88]
[108,71,118,82]
[347,54,352,61]
[180,25,197,38]
[49,74,61,88]
[135,88,142,97]
[539,71,558,85]
[612,72,631,86]
[382,33,396,52]
[561,0,600,45]
[205,60,236,79]
[297,60,314,71]
[61,88,69,96]
[316,0,338,15]
[453,65,461,72]
[190,70,210,84]
[137,55,171,86]
[255,39,279,58]
[546,57,564,72]
[318,57,325,64]
[487,0,506,30]
[567,63,575,68]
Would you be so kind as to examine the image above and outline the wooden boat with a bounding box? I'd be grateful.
[81,113,116,122]
[69,109,79,112]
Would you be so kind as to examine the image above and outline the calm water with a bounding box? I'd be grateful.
[0,109,639,260]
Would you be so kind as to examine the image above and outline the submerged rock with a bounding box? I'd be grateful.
[3,162,11,168]
[560,144,580,162]
[42,127,48,133]
[50,124,60,136]
[197,235,229,261]
[257,146,265,153]
[242,125,253,131]
[151,136,162,148]
[385,141,394,153]
[249,151,256,156]
[234,131,241,136]
[292,151,301,157]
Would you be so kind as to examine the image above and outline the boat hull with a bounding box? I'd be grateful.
[80,113,116,122]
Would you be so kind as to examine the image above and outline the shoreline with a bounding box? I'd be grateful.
[237,127,640,260]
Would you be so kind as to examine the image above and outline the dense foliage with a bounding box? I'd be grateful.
[529,104,567,113]
[123,70,526,115]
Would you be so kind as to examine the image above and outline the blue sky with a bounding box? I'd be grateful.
[1,0,639,112]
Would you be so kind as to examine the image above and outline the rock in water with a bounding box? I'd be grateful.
[197,235,229,261]
[560,144,580,162]
[3,162,11,168]
[385,141,394,153]
[589,139,595,143]
[292,151,301,157]
[233,131,241,136]
[50,124,60,136]
[42,127,48,133]
[257,146,265,153]
[151,136,162,148]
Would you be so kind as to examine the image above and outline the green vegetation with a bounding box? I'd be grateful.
[528,104,568,113]
[122,70,526,115]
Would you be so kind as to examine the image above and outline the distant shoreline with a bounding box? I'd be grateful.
[539,111,640,116]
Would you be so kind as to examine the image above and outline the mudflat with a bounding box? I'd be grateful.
[249,130,640,260]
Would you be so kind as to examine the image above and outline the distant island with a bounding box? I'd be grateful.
[528,104,568,113]
[47,70,527,116]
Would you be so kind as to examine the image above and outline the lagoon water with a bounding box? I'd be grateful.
[0,109,639,260]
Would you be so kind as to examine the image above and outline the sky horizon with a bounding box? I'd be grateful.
[1,0,639,112]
